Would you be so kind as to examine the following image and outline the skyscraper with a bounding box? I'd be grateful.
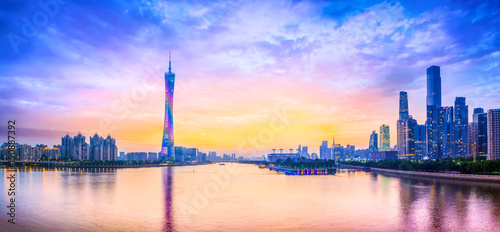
[478,112,488,158]
[103,134,117,161]
[345,145,355,159]
[469,108,484,158]
[399,91,409,120]
[333,144,344,160]
[369,131,378,154]
[426,65,442,159]
[61,133,73,159]
[174,146,185,162]
[473,108,485,121]
[397,91,419,159]
[320,141,331,160]
[397,116,417,159]
[90,133,103,160]
[379,124,390,151]
[414,124,426,160]
[426,66,442,107]
[161,52,176,159]
[89,133,117,161]
[73,132,88,160]
[439,106,454,158]
[454,97,468,158]
[488,109,500,160]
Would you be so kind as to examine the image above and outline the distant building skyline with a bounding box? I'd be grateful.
[1,132,117,161]
[62,132,117,161]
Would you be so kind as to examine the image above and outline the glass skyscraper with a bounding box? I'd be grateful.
[478,112,488,158]
[399,91,409,120]
[397,116,417,159]
[426,65,442,159]
[414,124,426,160]
[454,97,468,158]
[426,66,442,107]
[369,131,378,154]
[439,106,454,158]
[397,91,418,159]
[469,108,484,158]
[161,52,176,158]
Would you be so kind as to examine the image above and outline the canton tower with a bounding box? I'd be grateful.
[161,52,175,158]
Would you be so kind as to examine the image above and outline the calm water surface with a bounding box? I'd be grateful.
[1,163,500,231]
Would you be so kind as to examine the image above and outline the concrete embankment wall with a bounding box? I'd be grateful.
[338,164,371,171]
[371,168,500,182]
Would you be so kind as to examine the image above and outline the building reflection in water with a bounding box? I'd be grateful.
[370,172,378,182]
[163,167,174,231]
[394,174,500,231]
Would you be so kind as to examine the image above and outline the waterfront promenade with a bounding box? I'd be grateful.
[371,167,500,182]
[338,163,500,182]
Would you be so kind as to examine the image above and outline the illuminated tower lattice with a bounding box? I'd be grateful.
[161,52,175,158]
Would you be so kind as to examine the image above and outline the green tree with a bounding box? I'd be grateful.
[398,161,414,171]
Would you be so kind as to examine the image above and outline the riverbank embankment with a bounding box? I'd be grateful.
[339,163,500,182]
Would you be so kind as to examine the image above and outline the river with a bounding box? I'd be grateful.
[1,163,500,231]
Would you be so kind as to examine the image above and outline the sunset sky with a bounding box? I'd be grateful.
[1,0,499,156]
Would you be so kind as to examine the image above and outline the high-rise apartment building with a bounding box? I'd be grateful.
[61,133,116,161]
[72,132,88,160]
[488,109,500,160]
[89,133,117,161]
[61,133,73,159]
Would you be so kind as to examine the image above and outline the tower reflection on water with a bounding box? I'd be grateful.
[163,167,174,231]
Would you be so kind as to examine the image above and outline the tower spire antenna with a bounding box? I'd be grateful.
[168,51,172,74]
